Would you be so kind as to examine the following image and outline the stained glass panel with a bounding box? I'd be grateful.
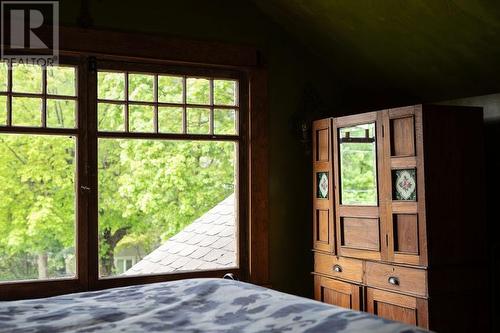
[317,172,329,199]
[392,169,417,201]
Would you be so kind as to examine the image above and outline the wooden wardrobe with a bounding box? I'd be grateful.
[312,104,489,332]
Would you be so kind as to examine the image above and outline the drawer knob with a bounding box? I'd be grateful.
[388,276,399,285]
[333,264,342,273]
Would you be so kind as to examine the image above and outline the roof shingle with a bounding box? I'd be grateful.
[123,194,235,275]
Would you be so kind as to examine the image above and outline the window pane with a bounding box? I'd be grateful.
[47,99,76,128]
[187,108,210,134]
[47,66,76,96]
[158,76,183,103]
[130,105,154,132]
[98,103,125,132]
[128,74,154,102]
[0,134,76,282]
[0,95,6,125]
[339,123,378,206]
[116,259,124,274]
[0,62,7,92]
[12,64,42,94]
[12,97,42,127]
[98,139,237,278]
[158,106,183,133]
[98,72,125,100]
[186,78,210,105]
[214,109,237,135]
[214,80,236,106]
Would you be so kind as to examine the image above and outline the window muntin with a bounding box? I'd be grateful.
[96,70,239,135]
[0,62,77,129]
[0,59,244,289]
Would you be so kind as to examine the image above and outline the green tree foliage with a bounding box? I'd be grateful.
[98,139,234,276]
[0,63,237,281]
[0,135,76,280]
[339,124,378,205]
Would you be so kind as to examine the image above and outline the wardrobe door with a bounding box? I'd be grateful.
[333,112,387,261]
[381,106,427,266]
[312,119,335,253]
[366,288,428,328]
[314,275,362,310]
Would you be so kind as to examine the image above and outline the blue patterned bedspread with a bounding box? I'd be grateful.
[0,278,429,332]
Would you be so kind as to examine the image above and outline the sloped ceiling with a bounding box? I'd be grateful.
[252,0,500,104]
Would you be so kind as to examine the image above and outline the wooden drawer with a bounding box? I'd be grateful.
[314,252,363,283]
[365,261,427,297]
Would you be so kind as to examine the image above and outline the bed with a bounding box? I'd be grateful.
[0,278,429,332]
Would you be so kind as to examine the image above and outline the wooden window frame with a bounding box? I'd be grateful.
[0,26,269,300]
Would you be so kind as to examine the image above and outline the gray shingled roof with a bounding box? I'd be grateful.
[123,193,236,275]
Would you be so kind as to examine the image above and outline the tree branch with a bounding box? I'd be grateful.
[0,138,27,164]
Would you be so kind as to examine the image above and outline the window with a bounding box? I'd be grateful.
[0,63,78,282]
[97,138,237,278]
[96,68,239,278]
[339,123,378,206]
[0,58,246,294]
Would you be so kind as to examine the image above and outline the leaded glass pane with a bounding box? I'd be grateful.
[392,169,417,201]
[317,172,329,199]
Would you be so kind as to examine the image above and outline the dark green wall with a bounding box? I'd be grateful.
[59,0,338,297]
[253,0,500,105]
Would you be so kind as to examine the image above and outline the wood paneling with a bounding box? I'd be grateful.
[377,301,416,325]
[390,116,415,157]
[317,128,329,162]
[34,25,260,68]
[390,156,417,169]
[391,202,418,214]
[324,288,350,308]
[314,252,363,283]
[314,275,361,310]
[341,217,380,251]
[338,206,379,218]
[366,288,428,329]
[413,106,428,267]
[393,214,418,254]
[248,68,269,286]
[383,106,427,266]
[316,210,329,243]
[312,119,335,253]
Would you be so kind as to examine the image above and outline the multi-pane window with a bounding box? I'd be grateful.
[0,61,241,284]
[0,62,78,282]
[0,62,77,128]
[96,69,239,278]
[97,71,238,135]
